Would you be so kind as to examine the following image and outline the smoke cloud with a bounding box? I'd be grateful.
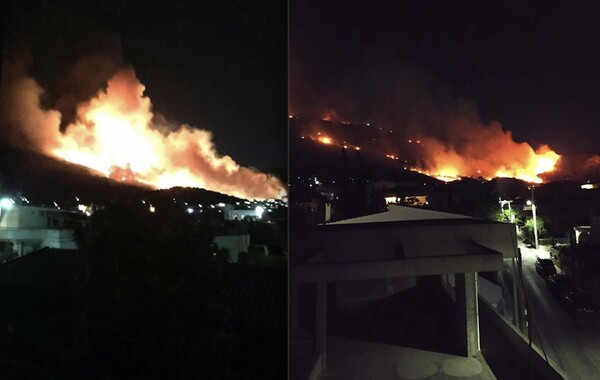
[0,52,61,151]
[413,102,559,181]
[0,56,285,200]
[544,154,600,182]
[291,48,564,182]
[0,3,285,199]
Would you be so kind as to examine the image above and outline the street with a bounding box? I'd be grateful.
[519,243,600,380]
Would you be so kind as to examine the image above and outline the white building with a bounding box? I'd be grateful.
[223,204,265,221]
[0,204,80,259]
[214,234,250,263]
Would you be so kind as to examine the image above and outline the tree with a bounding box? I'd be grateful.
[489,207,521,224]
[523,216,547,243]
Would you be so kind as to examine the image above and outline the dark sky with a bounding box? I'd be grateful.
[290,0,600,156]
[3,0,287,169]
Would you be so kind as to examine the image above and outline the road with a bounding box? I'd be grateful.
[519,243,600,380]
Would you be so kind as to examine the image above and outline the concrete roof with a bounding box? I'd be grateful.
[327,205,472,225]
[291,205,517,282]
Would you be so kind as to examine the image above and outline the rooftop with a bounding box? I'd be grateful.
[326,205,472,225]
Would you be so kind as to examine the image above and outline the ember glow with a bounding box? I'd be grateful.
[319,136,333,145]
[2,66,285,200]
[306,132,361,151]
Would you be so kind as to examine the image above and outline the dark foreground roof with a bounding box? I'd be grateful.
[224,263,287,329]
[0,248,78,289]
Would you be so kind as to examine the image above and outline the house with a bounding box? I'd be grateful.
[0,203,80,260]
[290,205,563,379]
[223,204,265,221]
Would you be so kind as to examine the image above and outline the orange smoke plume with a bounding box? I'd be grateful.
[1,64,285,200]
[416,120,560,183]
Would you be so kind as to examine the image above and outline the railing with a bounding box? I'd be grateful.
[478,297,567,380]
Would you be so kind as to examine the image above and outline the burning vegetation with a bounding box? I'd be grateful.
[288,52,599,185]
[293,113,562,184]
[1,62,285,200]
[415,132,560,183]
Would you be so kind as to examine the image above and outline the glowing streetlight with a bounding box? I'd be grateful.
[255,206,265,219]
[0,198,14,225]
[0,198,14,210]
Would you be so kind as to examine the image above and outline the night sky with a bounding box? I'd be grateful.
[291,1,600,156]
[3,0,287,169]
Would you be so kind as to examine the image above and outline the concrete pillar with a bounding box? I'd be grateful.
[455,273,467,355]
[464,272,480,357]
[456,272,480,357]
[512,258,520,329]
[316,281,327,368]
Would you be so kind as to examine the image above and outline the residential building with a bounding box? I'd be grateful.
[0,204,80,260]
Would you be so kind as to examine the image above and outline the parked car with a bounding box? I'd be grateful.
[535,257,556,278]
[561,291,599,318]
[546,274,577,298]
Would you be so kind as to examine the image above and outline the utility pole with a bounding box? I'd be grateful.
[530,186,539,249]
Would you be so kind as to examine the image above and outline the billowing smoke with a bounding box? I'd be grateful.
[0,53,62,151]
[411,101,559,182]
[290,50,561,183]
[0,57,285,200]
[543,154,600,182]
[0,3,285,200]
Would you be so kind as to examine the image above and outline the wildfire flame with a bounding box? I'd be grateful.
[301,117,561,184]
[307,133,361,151]
[416,140,560,183]
[3,66,285,200]
[493,146,560,183]
[319,136,333,145]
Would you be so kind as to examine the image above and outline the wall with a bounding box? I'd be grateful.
[333,276,416,311]
[479,297,566,380]
[214,234,250,263]
[226,210,259,221]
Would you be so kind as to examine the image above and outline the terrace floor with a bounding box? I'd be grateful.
[320,336,496,380]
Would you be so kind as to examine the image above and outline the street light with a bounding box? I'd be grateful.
[255,206,264,219]
[0,197,14,225]
[0,198,14,210]
[526,198,539,250]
